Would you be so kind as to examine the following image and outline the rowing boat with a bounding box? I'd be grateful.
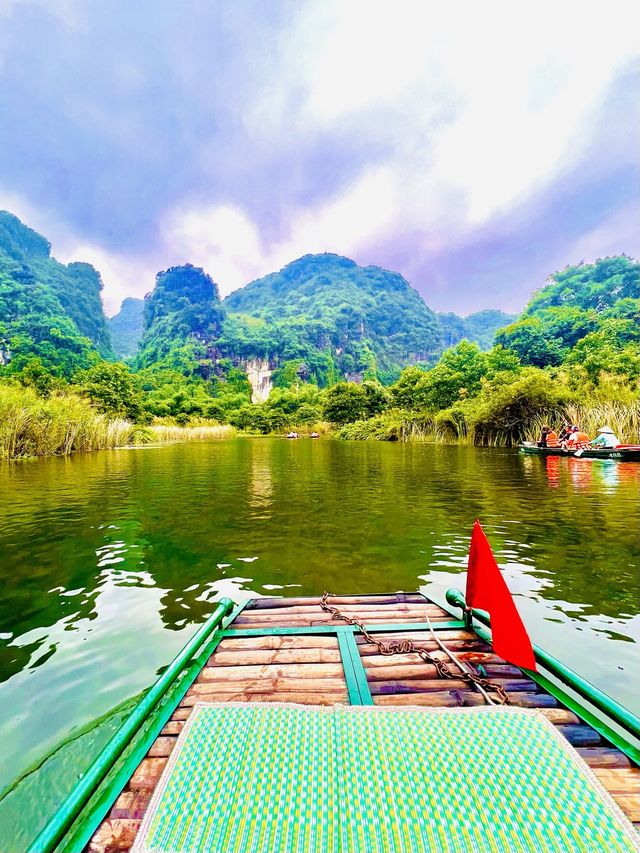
[27,589,640,852]
[520,442,640,461]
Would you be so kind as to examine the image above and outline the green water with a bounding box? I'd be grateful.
[0,438,639,846]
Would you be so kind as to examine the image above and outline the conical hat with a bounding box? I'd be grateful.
[597,426,615,434]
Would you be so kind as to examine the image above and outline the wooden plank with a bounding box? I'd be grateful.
[356,630,477,644]
[233,610,448,625]
[243,603,447,616]
[372,691,556,707]
[592,768,640,793]
[535,708,580,725]
[611,795,640,822]
[362,655,521,677]
[160,720,184,735]
[146,736,177,758]
[182,691,347,706]
[576,747,631,768]
[128,758,167,791]
[364,662,534,684]
[358,640,489,655]
[109,791,152,820]
[248,594,426,609]
[170,707,192,721]
[187,678,347,696]
[198,662,345,680]
[86,818,141,853]
[556,725,601,747]
[210,648,342,665]
[217,635,340,651]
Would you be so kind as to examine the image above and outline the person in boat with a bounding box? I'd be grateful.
[537,425,559,448]
[309,432,320,439]
[589,425,620,449]
[565,425,590,450]
[558,421,573,443]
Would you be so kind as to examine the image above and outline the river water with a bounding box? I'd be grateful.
[0,438,638,845]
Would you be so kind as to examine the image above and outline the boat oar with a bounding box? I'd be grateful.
[424,612,497,705]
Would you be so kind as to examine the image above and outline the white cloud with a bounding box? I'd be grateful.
[258,0,640,228]
[159,167,398,299]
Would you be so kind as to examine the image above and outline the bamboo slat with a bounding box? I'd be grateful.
[356,631,477,643]
[357,640,488,655]
[248,594,426,609]
[110,791,152,820]
[612,795,640,822]
[184,691,347,705]
[147,736,177,758]
[87,819,141,853]
[217,636,340,651]
[211,648,342,665]
[241,603,446,616]
[373,691,558,707]
[129,758,167,792]
[362,655,521,677]
[160,720,184,735]
[198,662,344,681]
[576,748,631,768]
[187,678,347,696]
[592,769,640,793]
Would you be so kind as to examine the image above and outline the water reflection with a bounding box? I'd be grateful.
[0,440,638,846]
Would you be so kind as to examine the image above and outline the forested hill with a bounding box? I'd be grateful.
[437,309,516,350]
[495,256,640,370]
[222,253,443,383]
[108,297,144,359]
[0,211,113,375]
[135,264,225,371]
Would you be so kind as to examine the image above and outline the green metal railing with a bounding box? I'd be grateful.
[444,588,640,763]
[28,597,235,853]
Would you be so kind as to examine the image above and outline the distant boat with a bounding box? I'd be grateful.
[520,442,640,461]
[286,431,299,439]
[309,432,320,439]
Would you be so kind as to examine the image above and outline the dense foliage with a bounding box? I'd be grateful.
[335,257,640,445]
[223,254,443,384]
[1,210,638,450]
[437,309,516,350]
[108,297,144,359]
[0,212,111,381]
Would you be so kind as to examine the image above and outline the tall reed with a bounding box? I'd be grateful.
[141,423,236,442]
[0,383,134,459]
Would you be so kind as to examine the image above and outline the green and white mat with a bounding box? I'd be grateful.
[133,703,640,853]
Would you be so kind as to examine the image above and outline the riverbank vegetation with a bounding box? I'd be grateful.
[2,204,639,457]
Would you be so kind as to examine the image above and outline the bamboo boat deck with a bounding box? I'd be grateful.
[87,593,640,852]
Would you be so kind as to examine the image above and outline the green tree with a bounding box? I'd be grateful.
[322,382,367,424]
[495,318,566,367]
[80,362,142,419]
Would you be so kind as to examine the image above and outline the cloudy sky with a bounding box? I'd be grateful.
[1,0,639,315]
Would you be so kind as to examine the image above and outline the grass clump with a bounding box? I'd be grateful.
[0,383,133,459]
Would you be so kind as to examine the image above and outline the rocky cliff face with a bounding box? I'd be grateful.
[244,358,273,403]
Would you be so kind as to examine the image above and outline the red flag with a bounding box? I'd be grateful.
[466,520,536,671]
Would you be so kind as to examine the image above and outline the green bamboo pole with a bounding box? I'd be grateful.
[28,597,234,853]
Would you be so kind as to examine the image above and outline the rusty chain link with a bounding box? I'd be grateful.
[320,591,509,705]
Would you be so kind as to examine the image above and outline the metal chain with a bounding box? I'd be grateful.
[320,591,509,705]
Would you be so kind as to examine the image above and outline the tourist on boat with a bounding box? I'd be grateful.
[589,426,620,449]
[565,426,591,449]
[558,421,573,443]
[310,432,320,439]
[537,426,559,448]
